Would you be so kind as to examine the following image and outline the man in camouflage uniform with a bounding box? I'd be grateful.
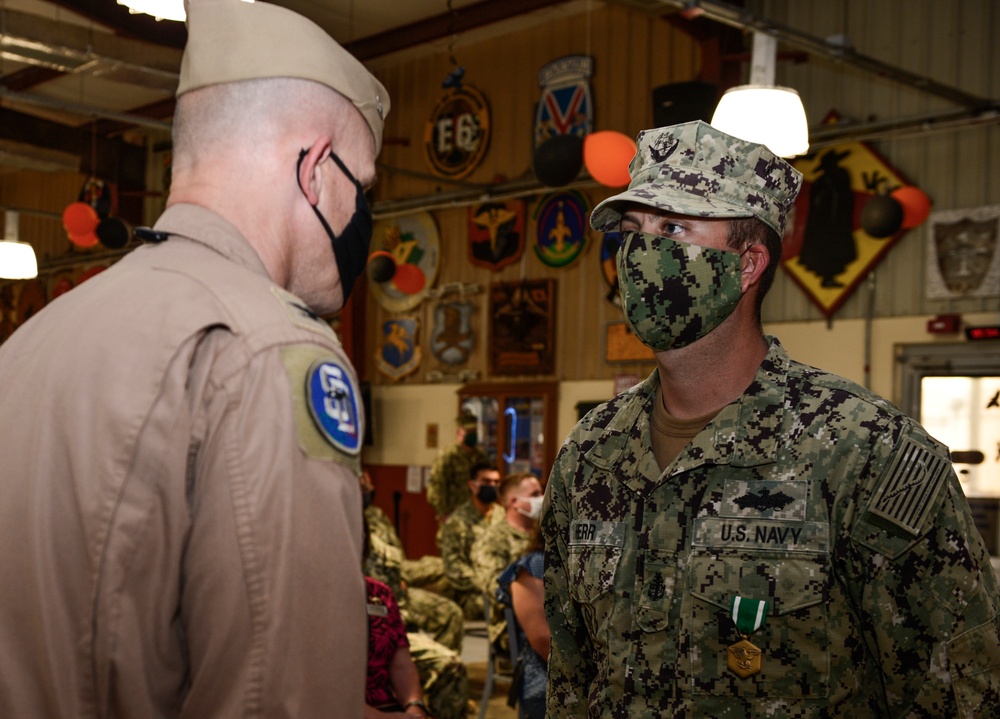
[437,462,503,620]
[363,470,447,592]
[542,120,1000,718]
[473,472,544,651]
[427,412,490,518]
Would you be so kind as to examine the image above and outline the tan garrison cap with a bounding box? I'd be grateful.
[590,121,802,237]
[178,0,390,154]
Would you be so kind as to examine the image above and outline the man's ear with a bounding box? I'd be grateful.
[741,242,770,294]
[297,137,332,206]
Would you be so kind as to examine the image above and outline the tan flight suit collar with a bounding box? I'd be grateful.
[151,203,272,280]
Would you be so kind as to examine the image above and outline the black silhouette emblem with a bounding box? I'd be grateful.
[733,487,795,512]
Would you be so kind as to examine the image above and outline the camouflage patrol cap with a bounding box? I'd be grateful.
[590,121,803,237]
[178,0,390,154]
[457,411,478,430]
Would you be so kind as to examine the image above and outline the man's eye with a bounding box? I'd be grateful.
[662,222,684,235]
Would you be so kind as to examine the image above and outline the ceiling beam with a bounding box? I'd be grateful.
[344,0,572,60]
[656,0,996,110]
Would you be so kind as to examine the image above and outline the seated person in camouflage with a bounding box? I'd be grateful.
[364,517,468,719]
[363,469,447,593]
[472,472,543,652]
[542,121,1000,717]
[426,412,490,519]
[436,462,502,620]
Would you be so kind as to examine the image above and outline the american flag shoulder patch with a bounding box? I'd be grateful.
[869,436,951,536]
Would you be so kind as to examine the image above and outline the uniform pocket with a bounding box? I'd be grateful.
[681,549,831,699]
[568,543,622,604]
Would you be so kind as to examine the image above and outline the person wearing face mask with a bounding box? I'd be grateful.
[542,121,1000,718]
[0,1,389,716]
[472,473,545,656]
[437,463,503,621]
[427,411,491,520]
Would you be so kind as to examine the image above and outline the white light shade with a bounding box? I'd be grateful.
[117,0,253,22]
[117,0,185,21]
[0,240,39,280]
[711,85,810,158]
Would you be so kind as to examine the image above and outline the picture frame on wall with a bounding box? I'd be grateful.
[488,278,556,375]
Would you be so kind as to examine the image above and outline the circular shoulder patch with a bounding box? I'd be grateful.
[306,358,362,455]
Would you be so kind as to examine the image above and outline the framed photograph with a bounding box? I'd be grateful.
[488,279,555,375]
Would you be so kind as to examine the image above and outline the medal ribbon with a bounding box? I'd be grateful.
[730,596,769,636]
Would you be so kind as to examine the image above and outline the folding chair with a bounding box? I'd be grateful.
[477,592,512,719]
[503,604,526,719]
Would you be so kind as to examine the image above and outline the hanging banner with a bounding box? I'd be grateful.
[925,204,1000,300]
[424,84,491,180]
[534,55,593,147]
[532,190,589,269]
[468,200,526,271]
[781,114,917,318]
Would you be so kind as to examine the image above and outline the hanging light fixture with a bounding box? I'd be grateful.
[116,0,186,22]
[711,32,809,158]
[116,0,253,22]
[0,212,39,280]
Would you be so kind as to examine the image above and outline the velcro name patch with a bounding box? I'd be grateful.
[569,519,625,547]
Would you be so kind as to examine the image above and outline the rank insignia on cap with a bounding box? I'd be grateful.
[306,358,362,455]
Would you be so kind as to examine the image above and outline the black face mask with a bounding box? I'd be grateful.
[296,149,373,303]
[475,484,499,504]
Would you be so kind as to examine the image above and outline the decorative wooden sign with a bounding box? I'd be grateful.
[424,84,491,180]
[489,279,555,376]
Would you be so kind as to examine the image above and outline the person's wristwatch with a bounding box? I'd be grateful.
[403,699,428,716]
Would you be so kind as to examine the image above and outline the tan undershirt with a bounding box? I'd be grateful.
[650,388,721,470]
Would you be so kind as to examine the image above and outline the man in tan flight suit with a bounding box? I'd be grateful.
[0,1,389,717]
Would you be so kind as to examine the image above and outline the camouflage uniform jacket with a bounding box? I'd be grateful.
[542,338,1000,719]
[427,442,490,517]
[438,501,497,594]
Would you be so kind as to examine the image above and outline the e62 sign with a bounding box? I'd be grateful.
[423,85,491,180]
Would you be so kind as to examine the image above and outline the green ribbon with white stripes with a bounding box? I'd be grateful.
[730,595,769,636]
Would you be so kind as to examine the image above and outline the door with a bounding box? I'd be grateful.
[457,382,558,482]
[898,342,1000,556]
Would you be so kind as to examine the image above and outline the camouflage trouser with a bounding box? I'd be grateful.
[408,630,468,719]
[401,555,446,592]
[443,585,484,622]
[403,586,464,653]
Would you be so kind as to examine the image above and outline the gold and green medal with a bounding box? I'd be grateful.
[727,595,769,678]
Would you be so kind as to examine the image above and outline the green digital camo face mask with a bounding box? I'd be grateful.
[617,230,744,352]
